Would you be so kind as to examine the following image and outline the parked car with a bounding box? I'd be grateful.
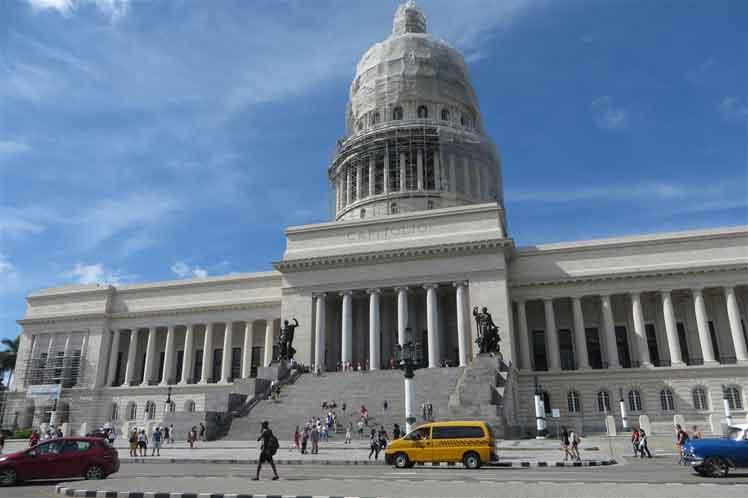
[683,424,748,477]
[385,420,497,469]
[0,437,119,486]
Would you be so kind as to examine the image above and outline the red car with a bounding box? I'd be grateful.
[0,437,119,486]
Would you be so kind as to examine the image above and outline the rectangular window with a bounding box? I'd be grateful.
[558,328,575,370]
[676,322,690,364]
[193,349,203,383]
[614,325,631,368]
[432,426,485,439]
[231,347,242,381]
[708,321,721,362]
[532,330,547,371]
[645,324,660,366]
[585,327,603,369]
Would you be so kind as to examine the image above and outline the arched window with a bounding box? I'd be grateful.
[127,402,137,421]
[724,385,743,410]
[111,403,119,421]
[567,391,581,413]
[628,390,642,412]
[660,389,675,411]
[360,208,366,219]
[692,386,708,411]
[166,401,175,413]
[392,106,403,120]
[417,105,428,119]
[184,400,196,413]
[145,400,156,420]
[597,390,611,412]
[370,111,380,125]
[389,202,398,214]
[542,391,551,414]
[441,108,450,121]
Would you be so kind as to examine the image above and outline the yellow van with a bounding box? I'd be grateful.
[384,420,496,469]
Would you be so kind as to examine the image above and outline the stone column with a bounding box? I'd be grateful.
[454,281,469,367]
[416,149,424,190]
[314,294,326,371]
[200,323,214,384]
[462,157,470,196]
[180,325,194,385]
[345,167,352,205]
[106,330,121,386]
[630,293,652,367]
[161,325,176,385]
[660,291,684,366]
[141,327,157,386]
[399,152,407,192]
[434,151,441,191]
[263,320,274,367]
[220,322,233,383]
[356,163,362,200]
[449,154,456,193]
[241,321,254,378]
[369,289,381,370]
[692,289,717,365]
[543,299,561,371]
[600,295,621,368]
[571,296,590,370]
[724,286,748,363]
[425,284,440,368]
[396,287,409,346]
[341,291,353,364]
[124,329,139,386]
[516,299,532,370]
[369,156,375,197]
[383,151,390,195]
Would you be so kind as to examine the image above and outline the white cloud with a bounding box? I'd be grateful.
[0,140,31,155]
[591,96,629,130]
[171,261,208,279]
[0,210,46,237]
[719,97,748,123]
[0,255,14,276]
[26,0,128,21]
[63,262,133,284]
[507,181,733,203]
[0,254,20,295]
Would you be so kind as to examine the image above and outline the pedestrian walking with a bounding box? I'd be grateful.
[675,424,689,464]
[151,427,162,456]
[560,427,571,461]
[368,430,380,460]
[169,424,176,443]
[199,422,206,441]
[252,421,279,481]
[137,430,148,457]
[383,399,389,414]
[293,426,301,451]
[427,402,433,421]
[569,429,581,461]
[128,430,137,456]
[393,423,401,440]
[28,430,40,448]
[301,427,309,454]
[187,427,197,449]
[357,418,365,439]
[163,425,170,444]
[421,402,427,420]
[311,425,320,454]
[631,428,641,457]
[638,428,652,458]
[345,422,352,444]
[106,427,116,446]
[378,426,388,450]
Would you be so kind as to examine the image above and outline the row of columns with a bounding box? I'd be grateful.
[335,149,492,212]
[107,319,277,387]
[313,281,471,372]
[516,286,748,371]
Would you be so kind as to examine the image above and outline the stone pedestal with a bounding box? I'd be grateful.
[256,361,290,382]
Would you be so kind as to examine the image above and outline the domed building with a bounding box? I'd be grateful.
[331,1,504,224]
[5,2,746,440]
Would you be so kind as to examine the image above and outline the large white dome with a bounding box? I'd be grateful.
[329,1,504,222]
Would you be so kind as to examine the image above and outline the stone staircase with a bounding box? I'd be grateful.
[225,367,465,440]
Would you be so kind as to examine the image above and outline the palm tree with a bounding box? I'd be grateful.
[0,335,20,388]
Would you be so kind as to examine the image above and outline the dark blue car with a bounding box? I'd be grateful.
[683,424,748,477]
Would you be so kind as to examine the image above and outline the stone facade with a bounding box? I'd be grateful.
[4,2,747,437]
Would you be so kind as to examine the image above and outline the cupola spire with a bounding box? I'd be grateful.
[393,0,427,35]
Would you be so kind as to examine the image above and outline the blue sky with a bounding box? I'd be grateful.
[1,0,746,342]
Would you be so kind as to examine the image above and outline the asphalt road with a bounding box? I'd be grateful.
[2,458,747,498]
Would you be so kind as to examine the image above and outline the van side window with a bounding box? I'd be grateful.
[407,427,431,440]
[432,426,485,439]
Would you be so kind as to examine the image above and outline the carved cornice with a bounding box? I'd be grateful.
[509,263,747,290]
[274,237,511,272]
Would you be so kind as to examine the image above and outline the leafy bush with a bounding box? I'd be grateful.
[12,429,32,438]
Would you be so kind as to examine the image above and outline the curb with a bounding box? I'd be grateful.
[121,458,616,467]
[55,488,375,498]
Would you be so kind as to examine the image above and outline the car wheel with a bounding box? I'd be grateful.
[0,468,17,486]
[393,452,410,469]
[463,451,481,469]
[84,465,106,480]
[703,457,729,478]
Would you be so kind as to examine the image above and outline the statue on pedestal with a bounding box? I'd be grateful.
[473,306,501,355]
[277,318,299,361]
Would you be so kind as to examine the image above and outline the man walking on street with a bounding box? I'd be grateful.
[253,421,279,481]
[638,428,652,458]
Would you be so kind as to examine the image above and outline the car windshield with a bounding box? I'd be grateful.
[726,428,744,441]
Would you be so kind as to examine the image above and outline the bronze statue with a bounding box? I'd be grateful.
[277,318,299,360]
[473,306,501,355]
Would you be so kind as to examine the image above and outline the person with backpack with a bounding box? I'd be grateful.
[631,427,641,457]
[128,430,138,456]
[675,424,689,464]
[253,421,279,481]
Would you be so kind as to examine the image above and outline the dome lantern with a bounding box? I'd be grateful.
[393,0,427,35]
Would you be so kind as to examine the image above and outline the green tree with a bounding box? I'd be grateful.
[0,335,20,388]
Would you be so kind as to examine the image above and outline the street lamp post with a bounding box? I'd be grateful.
[619,388,629,432]
[396,327,418,433]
